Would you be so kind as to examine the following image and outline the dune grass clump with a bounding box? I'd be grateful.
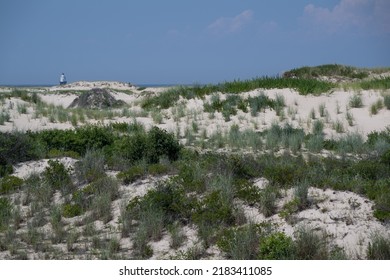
[0,197,13,231]
[384,94,390,110]
[370,99,384,115]
[367,232,390,260]
[359,77,390,90]
[294,226,329,260]
[349,93,363,108]
[75,149,106,183]
[0,110,11,125]
[217,223,261,259]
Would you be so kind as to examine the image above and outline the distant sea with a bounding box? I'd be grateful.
[0,84,179,88]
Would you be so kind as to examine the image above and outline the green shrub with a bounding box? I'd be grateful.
[0,175,23,194]
[117,165,145,184]
[147,163,170,176]
[43,159,74,195]
[236,180,262,206]
[62,203,83,218]
[259,232,295,260]
[127,179,193,225]
[146,127,181,163]
[0,131,42,165]
[192,190,236,231]
[32,125,115,156]
[112,133,147,165]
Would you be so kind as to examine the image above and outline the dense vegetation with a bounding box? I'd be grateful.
[1,122,390,259]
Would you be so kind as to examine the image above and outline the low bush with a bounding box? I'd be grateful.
[258,232,295,260]
[0,175,23,194]
[43,160,74,195]
[127,179,193,225]
[62,203,83,218]
[117,165,145,184]
[0,131,42,166]
[146,127,181,163]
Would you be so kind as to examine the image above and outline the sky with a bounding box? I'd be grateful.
[0,0,389,85]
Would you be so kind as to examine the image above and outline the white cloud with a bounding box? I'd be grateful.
[303,0,390,34]
[208,10,254,34]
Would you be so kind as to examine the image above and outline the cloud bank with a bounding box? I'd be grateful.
[304,0,390,34]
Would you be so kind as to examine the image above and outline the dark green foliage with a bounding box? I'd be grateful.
[112,133,148,165]
[147,163,170,176]
[117,165,145,184]
[284,64,369,80]
[382,149,390,165]
[192,190,236,229]
[0,131,42,168]
[62,203,83,218]
[0,197,13,230]
[127,179,193,225]
[0,175,23,194]
[259,232,295,260]
[43,160,74,195]
[31,125,115,156]
[146,127,181,163]
[111,126,181,165]
[236,180,262,206]
[367,128,390,147]
[263,158,304,187]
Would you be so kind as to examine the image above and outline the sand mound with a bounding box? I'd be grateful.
[68,88,125,109]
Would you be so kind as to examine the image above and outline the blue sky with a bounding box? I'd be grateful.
[1,0,389,85]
